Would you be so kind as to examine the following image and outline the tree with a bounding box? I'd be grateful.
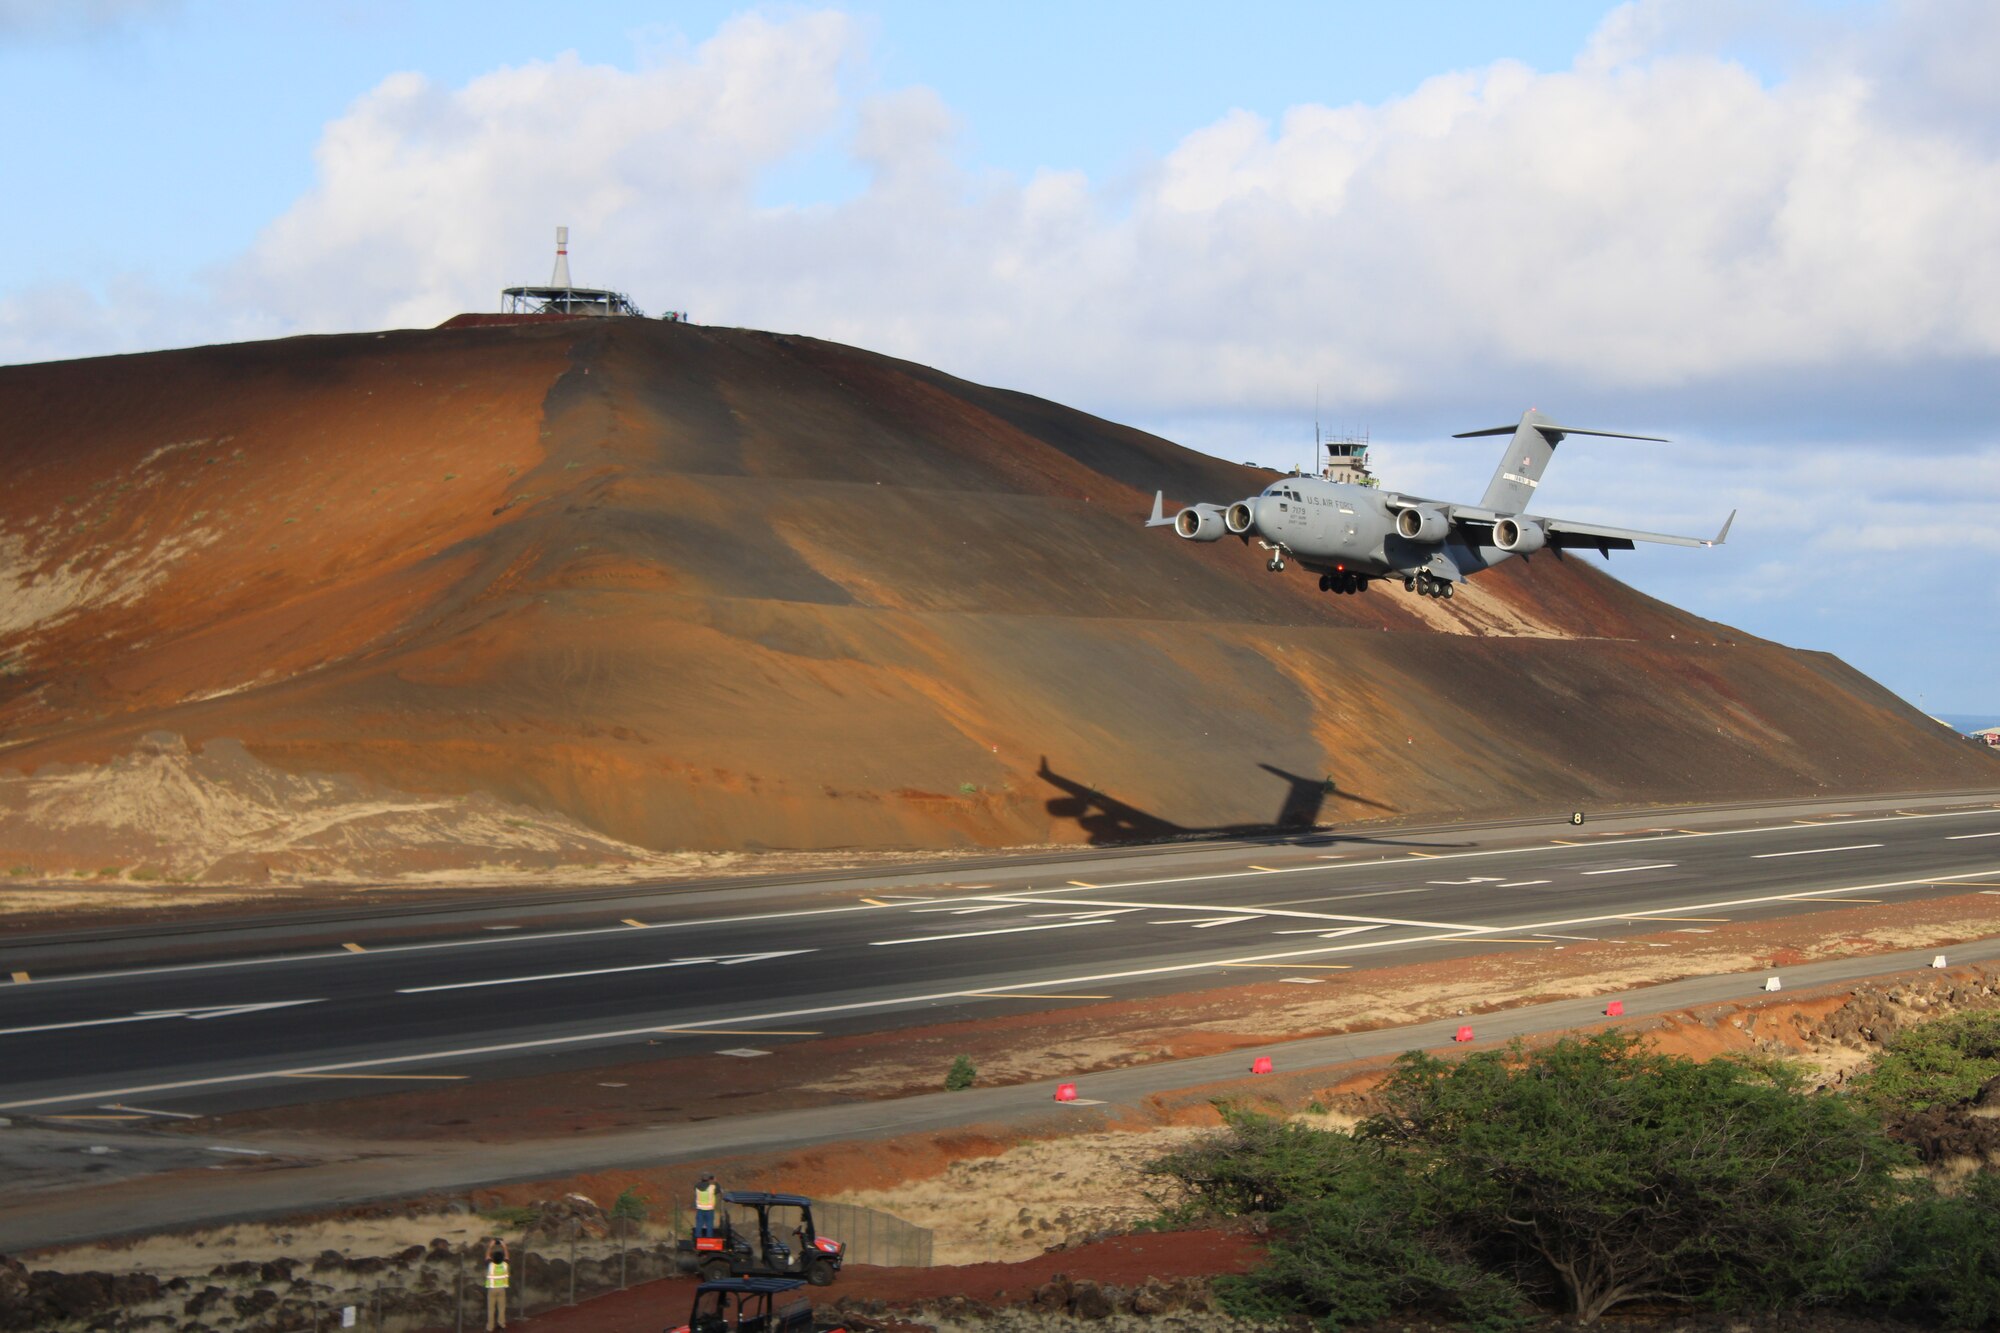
[944,1055,976,1091]
[1363,1032,1906,1321]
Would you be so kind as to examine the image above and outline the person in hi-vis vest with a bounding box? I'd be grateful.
[694,1174,719,1238]
[483,1238,511,1329]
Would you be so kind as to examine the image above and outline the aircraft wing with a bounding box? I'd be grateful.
[1535,510,1735,550]
[1437,501,1733,553]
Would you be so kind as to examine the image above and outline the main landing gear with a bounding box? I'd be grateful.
[1317,573,1368,595]
[1405,573,1454,599]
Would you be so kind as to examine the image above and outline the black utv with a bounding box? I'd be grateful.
[675,1191,846,1286]
[663,1277,849,1333]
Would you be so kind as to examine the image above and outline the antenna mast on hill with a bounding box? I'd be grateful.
[501,226,666,319]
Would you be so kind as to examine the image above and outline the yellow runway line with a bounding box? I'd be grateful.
[1248,865,1278,872]
[1067,880,1097,888]
[9,971,26,984]
[1223,962,1352,970]
[1790,896,1881,903]
[1940,881,2000,890]
[285,1072,469,1081]
[621,918,647,928]
[341,942,365,953]
[654,1028,823,1037]
[1549,839,1582,846]
[1624,915,1731,922]
[1405,851,1439,859]
[1793,819,1827,825]
[964,992,1114,1000]
[860,897,891,906]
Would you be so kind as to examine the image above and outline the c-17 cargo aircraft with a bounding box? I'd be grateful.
[1147,408,1732,598]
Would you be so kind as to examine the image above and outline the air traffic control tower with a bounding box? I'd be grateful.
[502,226,647,317]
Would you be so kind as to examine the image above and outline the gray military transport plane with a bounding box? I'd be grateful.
[1147,407,1732,598]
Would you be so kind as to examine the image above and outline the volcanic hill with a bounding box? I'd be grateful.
[0,317,1988,878]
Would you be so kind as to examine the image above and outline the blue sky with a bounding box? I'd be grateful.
[1,0,1993,715]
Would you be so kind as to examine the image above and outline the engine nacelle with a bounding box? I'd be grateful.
[1395,506,1450,543]
[1225,500,1257,534]
[1174,505,1227,542]
[1493,516,1547,553]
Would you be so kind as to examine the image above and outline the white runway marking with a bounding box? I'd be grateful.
[1580,864,1678,876]
[1752,844,1883,858]
[869,920,1113,947]
[1264,887,1432,906]
[1948,831,2000,840]
[0,1000,321,1038]
[10,863,2000,1113]
[1155,917,1259,928]
[397,953,810,994]
[976,894,1485,932]
[911,905,1015,915]
[1499,880,1551,888]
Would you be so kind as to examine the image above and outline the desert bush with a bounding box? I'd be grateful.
[944,1055,976,1091]
[1854,1008,2000,1113]
[1874,1169,2000,1328]
[1152,1034,1908,1327]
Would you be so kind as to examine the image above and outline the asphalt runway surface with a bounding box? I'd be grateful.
[4,792,2000,1118]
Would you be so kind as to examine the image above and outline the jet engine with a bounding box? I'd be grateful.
[1395,506,1449,543]
[1174,505,1228,541]
[1493,516,1547,553]
[1225,500,1257,535]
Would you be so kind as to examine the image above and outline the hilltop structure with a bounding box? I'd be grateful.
[501,226,649,318]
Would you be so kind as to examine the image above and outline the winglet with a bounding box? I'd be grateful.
[1145,490,1174,527]
[1709,509,1736,546]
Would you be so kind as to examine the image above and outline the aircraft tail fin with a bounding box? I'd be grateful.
[1457,409,1668,513]
[1144,490,1175,527]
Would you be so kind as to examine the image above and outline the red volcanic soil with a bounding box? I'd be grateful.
[480,1230,1259,1333]
[0,317,1990,868]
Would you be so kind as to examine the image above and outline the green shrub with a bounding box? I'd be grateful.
[1151,1035,1908,1327]
[480,1206,537,1230]
[1854,1008,2000,1113]
[610,1187,650,1222]
[944,1055,976,1091]
[1878,1170,2000,1328]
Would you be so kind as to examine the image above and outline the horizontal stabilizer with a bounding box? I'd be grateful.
[1454,423,1667,442]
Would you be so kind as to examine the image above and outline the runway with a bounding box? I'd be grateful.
[4,792,1999,1116]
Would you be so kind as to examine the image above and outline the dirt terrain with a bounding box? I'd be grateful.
[2,318,1990,878]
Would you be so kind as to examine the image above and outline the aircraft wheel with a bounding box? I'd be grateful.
[1442,583,1454,599]
[806,1260,836,1287]
[1318,575,1330,591]
[1403,577,1415,592]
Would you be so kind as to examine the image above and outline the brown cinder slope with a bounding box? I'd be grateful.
[0,318,1987,857]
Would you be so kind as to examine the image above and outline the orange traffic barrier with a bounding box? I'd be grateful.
[1605,1000,1625,1017]
[1250,1056,1274,1075]
[1453,1025,1474,1043]
[1054,1082,1078,1102]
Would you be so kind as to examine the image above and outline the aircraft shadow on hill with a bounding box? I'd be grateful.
[1036,756,1438,849]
